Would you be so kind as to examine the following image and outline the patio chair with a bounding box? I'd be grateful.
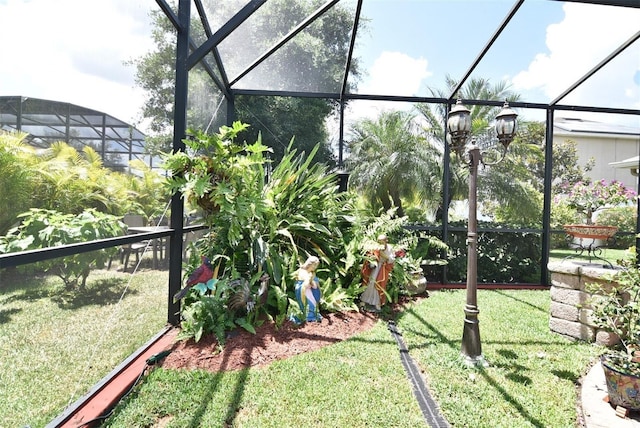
[119,214,149,271]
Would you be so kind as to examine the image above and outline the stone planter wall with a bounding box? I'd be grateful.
[548,261,620,346]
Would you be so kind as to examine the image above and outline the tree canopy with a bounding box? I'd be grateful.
[132,0,363,166]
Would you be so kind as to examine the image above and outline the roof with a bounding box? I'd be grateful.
[165,0,640,119]
[0,95,153,171]
[554,117,640,136]
[609,155,640,169]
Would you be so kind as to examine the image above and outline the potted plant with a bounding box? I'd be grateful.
[588,249,640,411]
[559,179,636,240]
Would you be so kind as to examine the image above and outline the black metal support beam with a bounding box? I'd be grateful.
[449,0,525,99]
[193,0,232,96]
[556,0,640,8]
[551,30,640,105]
[167,0,191,326]
[155,0,180,31]
[187,0,267,70]
[229,0,341,87]
[541,108,555,284]
[637,155,640,267]
[340,0,363,99]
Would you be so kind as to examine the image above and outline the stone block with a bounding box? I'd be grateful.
[550,301,579,322]
[548,261,581,275]
[579,307,594,326]
[595,329,620,347]
[580,265,617,282]
[549,317,594,341]
[550,286,590,307]
[550,272,581,290]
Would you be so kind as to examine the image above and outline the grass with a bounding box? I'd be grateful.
[103,289,603,428]
[398,290,601,427]
[2,266,605,427]
[0,268,168,428]
[104,323,426,428]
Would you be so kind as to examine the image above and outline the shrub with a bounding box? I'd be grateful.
[0,131,37,235]
[587,250,640,376]
[0,209,125,290]
[596,206,638,249]
[165,123,365,341]
[446,220,542,283]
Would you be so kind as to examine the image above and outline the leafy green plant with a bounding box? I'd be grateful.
[0,208,125,290]
[588,249,640,375]
[177,279,235,346]
[0,131,37,235]
[596,206,638,249]
[445,220,542,283]
[164,122,365,343]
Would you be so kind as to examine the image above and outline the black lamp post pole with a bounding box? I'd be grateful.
[461,144,483,364]
[447,99,517,366]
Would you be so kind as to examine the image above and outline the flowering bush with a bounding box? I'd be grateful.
[559,179,636,224]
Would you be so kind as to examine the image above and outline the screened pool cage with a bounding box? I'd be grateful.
[0,96,159,172]
[1,0,639,328]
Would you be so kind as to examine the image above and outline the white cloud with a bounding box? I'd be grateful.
[362,51,431,96]
[346,51,431,123]
[0,0,154,130]
[512,3,640,118]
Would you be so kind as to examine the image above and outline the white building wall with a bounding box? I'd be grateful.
[553,131,639,192]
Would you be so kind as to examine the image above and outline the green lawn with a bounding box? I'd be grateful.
[399,289,601,428]
[0,268,168,428]
[549,247,630,266]
[2,265,605,428]
[103,289,602,428]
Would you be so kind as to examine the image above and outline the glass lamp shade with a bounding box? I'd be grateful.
[495,101,518,149]
[447,99,471,155]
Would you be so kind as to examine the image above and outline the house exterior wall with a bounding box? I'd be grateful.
[553,130,639,192]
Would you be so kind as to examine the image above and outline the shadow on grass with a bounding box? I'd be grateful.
[185,358,249,427]
[396,305,554,428]
[551,369,579,383]
[110,335,251,427]
[477,368,546,428]
[491,289,548,313]
[51,277,138,310]
[2,274,136,310]
[395,306,458,351]
[0,307,22,324]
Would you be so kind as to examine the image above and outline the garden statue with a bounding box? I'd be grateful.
[360,234,396,312]
[229,273,270,313]
[173,256,213,302]
[291,256,322,324]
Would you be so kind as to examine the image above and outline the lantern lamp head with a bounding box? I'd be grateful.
[447,99,472,156]
[494,101,518,150]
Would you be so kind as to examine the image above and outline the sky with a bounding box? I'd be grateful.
[0,0,638,134]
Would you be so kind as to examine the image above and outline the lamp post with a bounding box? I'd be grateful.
[446,99,518,365]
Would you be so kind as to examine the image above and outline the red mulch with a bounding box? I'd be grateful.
[161,296,426,372]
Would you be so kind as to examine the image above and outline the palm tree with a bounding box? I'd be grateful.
[0,131,36,234]
[414,76,524,221]
[346,110,441,218]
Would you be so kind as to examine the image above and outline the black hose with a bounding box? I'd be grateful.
[387,320,450,428]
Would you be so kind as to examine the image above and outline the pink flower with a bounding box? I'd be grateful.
[561,180,636,224]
